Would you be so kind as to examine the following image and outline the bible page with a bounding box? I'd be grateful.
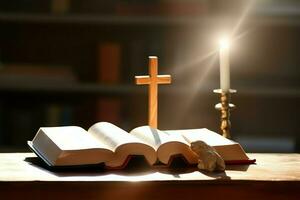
[37,126,110,151]
[130,126,189,150]
[88,122,148,152]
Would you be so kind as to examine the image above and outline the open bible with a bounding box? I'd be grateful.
[28,122,254,169]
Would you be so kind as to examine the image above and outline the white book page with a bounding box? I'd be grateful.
[165,128,235,146]
[40,126,109,150]
[88,122,146,151]
[130,126,188,150]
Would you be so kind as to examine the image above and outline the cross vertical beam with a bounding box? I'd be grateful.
[135,56,171,128]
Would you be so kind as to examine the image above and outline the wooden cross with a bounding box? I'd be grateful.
[135,56,171,128]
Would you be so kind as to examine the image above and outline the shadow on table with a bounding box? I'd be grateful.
[24,155,250,179]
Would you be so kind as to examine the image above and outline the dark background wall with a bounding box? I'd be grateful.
[0,0,299,152]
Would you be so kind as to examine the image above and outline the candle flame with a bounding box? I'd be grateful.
[219,38,230,50]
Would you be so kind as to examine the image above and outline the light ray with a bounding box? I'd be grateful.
[233,28,253,43]
[231,0,256,38]
[172,54,218,126]
[171,49,217,77]
[168,1,256,128]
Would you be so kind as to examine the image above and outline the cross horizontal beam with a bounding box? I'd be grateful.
[135,75,171,85]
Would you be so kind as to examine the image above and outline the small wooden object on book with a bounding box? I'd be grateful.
[28,122,255,169]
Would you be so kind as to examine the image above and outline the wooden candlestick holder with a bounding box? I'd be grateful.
[214,89,236,139]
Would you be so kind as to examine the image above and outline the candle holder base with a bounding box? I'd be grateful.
[214,89,236,139]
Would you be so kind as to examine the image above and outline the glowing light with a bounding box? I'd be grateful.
[219,38,230,50]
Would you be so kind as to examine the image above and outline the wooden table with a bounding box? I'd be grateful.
[0,153,299,200]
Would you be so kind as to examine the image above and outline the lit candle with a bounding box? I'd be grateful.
[219,38,230,92]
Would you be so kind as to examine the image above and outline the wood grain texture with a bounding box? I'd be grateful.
[0,153,299,200]
[134,56,171,128]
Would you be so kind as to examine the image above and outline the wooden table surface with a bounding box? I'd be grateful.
[0,153,299,200]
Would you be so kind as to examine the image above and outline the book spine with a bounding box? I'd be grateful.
[46,104,73,127]
[96,42,122,124]
[46,104,62,127]
[51,0,70,14]
[104,155,152,170]
[98,43,121,84]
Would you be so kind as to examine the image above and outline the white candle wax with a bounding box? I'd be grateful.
[219,40,230,92]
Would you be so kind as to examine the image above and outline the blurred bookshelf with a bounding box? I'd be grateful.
[0,0,299,152]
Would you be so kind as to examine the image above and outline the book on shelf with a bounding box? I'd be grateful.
[28,122,255,169]
[51,0,70,14]
[97,42,122,124]
[98,42,121,84]
[46,104,73,127]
